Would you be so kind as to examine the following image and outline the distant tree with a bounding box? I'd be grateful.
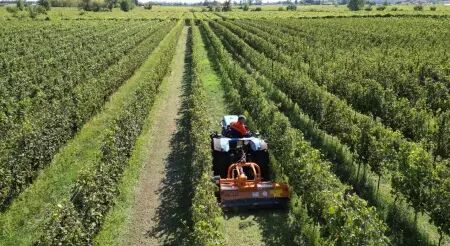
[413,4,423,11]
[81,0,106,11]
[27,5,47,18]
[105,0,115,11]
[49,0,79,7]
[38,0,51,10]
[17,0,24,11]
[120,0,133,11]
[143,3,152,9]
[243,3,249,10]
[287,4,297,10]
[223,0,232,11]
[347,0,364,11]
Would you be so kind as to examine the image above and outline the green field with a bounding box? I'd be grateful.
[1,4,450,20]
[0,3,449,246]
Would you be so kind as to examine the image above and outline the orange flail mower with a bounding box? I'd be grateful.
[219,162,289,209]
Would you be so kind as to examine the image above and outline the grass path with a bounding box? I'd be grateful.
[98,26,191,246]
[196,24,292,246]
[94,24,187,246]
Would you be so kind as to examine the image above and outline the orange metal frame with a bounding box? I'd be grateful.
[221,162,264,189]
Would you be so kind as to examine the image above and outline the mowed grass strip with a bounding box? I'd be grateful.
[194,23,294,246]
[93,23,185,246]
[0,23,176,246]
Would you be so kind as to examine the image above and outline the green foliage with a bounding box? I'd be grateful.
[347,0,364,11]
[429,161,450,246]
[278,6,284,11]
[16,0,24,10]
[49,0,79,7]
[392,143,434,215]
[38,0,51,10]
[364,5,372,11]
[223,18,438,244]
[287,194,321,245]
[413,5,423,11]
[188,23,224,246]
[143,3,152,9]
[0,20,173,210]
[376,5,385,10]
[80,0,107,11]
[27,5,47,18]
[253,6,262,11]
[105,0,116,11]
[38,21,182,244]
[430,5,436,11]
[5,6,18,13]
[203,20,389,244]
[243,3,249,11]
[205,18,450,241]
[286,4,297,10]
[224,18,447,156]
[37,201,88,245]
[222,0,232,11]
[119,0,133,11]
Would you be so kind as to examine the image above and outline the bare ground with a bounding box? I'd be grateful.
[125,26,190,246]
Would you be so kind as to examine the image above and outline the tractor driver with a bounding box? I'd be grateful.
[230,115,250,138]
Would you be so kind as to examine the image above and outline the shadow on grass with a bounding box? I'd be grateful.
[145,29,193,246]
[221,209,293,245]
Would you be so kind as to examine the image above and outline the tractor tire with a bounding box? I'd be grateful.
[212,150,231,178]
[251,150,271,180]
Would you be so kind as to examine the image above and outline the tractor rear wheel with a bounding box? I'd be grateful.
[212,150,231,178]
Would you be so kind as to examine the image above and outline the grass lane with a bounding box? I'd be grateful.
[93,26,188,246]
[195,23,292,246]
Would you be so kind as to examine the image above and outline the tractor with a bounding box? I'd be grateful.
[210,115,289,209]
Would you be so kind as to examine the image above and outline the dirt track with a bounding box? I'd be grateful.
[125,26,189,246]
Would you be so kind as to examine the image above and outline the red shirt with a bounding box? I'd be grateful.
[230,121,248,136]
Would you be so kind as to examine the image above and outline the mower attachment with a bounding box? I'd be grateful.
[219,162,289,209]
